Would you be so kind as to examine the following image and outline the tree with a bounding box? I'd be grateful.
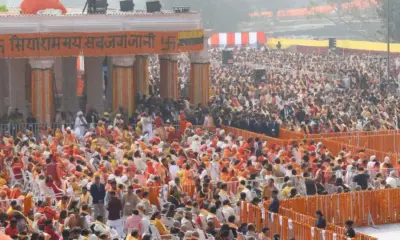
[376,0,400,41]
[0,5,8,12]
[309,0,400,41]
[163,0,250,31]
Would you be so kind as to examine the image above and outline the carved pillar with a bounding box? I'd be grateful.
[189,30,212,106]
[8,59,28,117]
[62,57,79,113]
[112,56,135,117]
[85,56,105,115]
[159,54,179,100]
[134,55,149,97]
[29,59,55,122]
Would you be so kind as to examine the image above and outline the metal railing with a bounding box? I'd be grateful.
[0,122,75,138]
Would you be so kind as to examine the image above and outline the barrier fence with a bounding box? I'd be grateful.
[280,128,400,155]
[279,128,400,140]
[226,126,400,166]
[0,122,75,139]
[279,128,306,141]
[320,138,400,166]
[279,188,400,227]
[223,126,288,147]
[238,201,352,240]
[328,134,400,154]
[278,207,376,240]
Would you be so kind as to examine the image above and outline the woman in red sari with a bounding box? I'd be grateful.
[45,176,63,201]
[11,157,24,183]
[182,164,195,186]
[146,159,156,177]
[158,158,170,184]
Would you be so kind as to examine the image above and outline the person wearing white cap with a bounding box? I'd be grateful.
[141,112,153,138]
[381,156,393,176]
[367,155,377,171]
[386,171,398,189]
[74,111,87,139]
[114,113,123,127]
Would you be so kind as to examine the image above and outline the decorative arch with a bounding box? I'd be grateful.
[20,0,67,15]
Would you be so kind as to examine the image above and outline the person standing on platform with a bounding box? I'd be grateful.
[74,111,87,139]
[315,210,326,229]
[106,191,123,236]
[345,220,356,238]
[268,190,280,213]
[90,176,106,219]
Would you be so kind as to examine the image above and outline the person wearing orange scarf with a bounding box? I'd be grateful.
[96,121,106,137]
[79,186,93,208]
[220,167,231,182]
[145,160,156,176]
[182,164,195,185]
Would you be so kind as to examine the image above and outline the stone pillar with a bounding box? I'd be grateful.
[0,59,7,116]
[29,59,55,122]
[62,57,79,113]
[7,59,28,117]
[111,56,135,117]
[159,54,179,100]
[54,58,63,95]
[189,30,213,106]
[105,58,114,110]
[85,56,105,115]
[134,55,149,97]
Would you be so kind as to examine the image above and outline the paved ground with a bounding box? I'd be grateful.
[356,223,400,240]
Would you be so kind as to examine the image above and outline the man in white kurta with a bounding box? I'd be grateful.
[74,111,87,139]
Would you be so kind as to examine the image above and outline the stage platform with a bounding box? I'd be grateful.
[356,223,400,239]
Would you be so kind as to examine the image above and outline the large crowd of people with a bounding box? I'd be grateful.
[1,47,400,240]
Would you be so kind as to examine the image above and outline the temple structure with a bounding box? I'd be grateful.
[0,10,211,121]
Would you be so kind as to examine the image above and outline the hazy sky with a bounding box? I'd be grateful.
[1,0,149,9]
[0,0,332,11]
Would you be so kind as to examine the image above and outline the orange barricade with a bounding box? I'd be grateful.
[239,201,248,224]
[240,201,355,240]
[225,127,400,164]
[279,188,400,232]
[278,207,375,239]
[223,126,288,147]
[278,128,305,140]
[330,133,400,154]
[182,184,196,200]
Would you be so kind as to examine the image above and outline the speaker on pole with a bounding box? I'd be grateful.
[254,68,267,85]
[120,0,134,11]
[146,1,161,13]
[222,50,233,65]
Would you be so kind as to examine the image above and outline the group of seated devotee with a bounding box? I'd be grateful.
[1,45,400,239]
[4,47,400,138]
[0,100,399,240]
[85,47,400,137]
[174,47,400,134]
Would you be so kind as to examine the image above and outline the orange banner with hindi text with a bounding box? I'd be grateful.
[0,29,204,58]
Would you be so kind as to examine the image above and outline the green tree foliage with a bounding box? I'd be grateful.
[0,5,8,12]
[163,0,250,31]
[376,0,400,41]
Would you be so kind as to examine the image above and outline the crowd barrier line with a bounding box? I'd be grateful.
[278,188,400,228]
[222,126,287,147]
[226,126,400,166]
[238,200,358,240]
[280,128,400,140]
[328,134,400,154]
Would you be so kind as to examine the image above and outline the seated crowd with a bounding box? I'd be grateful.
[0,102,399,240]
[0,48,400,240]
